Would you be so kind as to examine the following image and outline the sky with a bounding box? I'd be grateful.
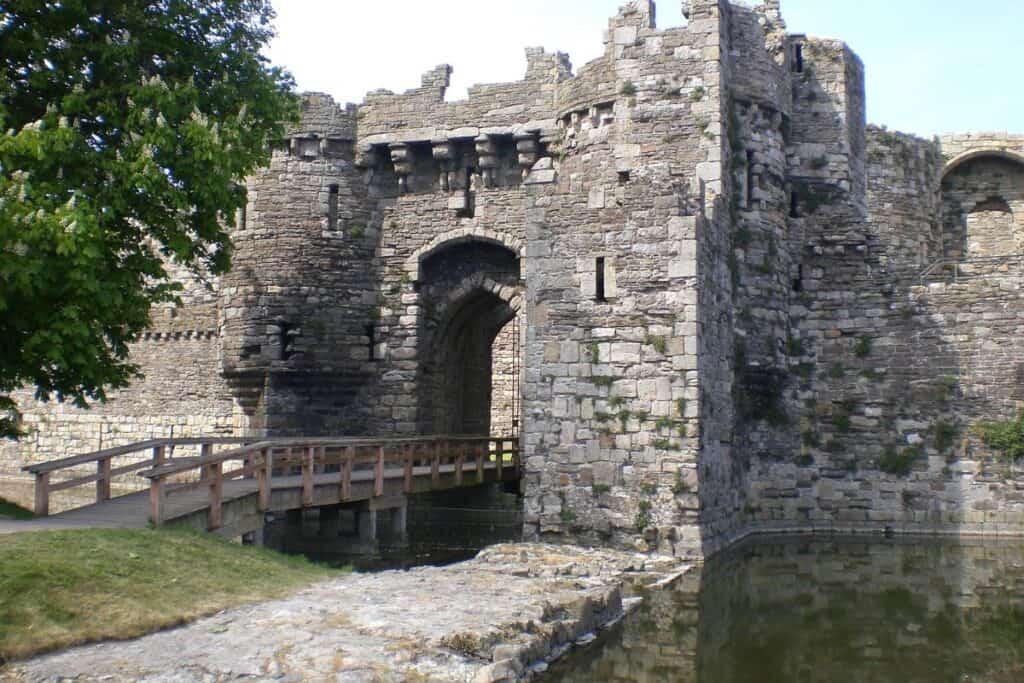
[266,1,1023,137]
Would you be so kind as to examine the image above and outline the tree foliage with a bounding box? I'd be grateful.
[0,1,297,435]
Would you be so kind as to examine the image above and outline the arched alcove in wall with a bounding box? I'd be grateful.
[415,239,523,435]
[940,153,1024,259]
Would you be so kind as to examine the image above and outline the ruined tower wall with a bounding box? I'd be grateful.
[744,121,1024,536]
[521,0,729,558]
[220,95,380,436]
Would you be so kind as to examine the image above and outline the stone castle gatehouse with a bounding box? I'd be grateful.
[3,0,1023,559]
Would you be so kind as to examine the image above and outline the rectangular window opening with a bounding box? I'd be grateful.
[328,184,339,231]
[789,192,800,219]
[793,44,804,73]
[745,151,755,208]
[595,257,607,302]
[618,170,631,185]
[793,264,804,292]
[278,322,295,361]
[366,324,377,361]
[237,204,247,232]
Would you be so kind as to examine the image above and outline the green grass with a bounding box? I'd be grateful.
[0,497,33,520]
[0,527,338,661]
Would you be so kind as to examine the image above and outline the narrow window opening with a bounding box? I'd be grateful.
[789,192,800,218]
[278,322,295,361]
[745,151,755,208]
[618,170,631,185]
[595,257,607,302]
[328,184,339,231]
[237,204,246,231]
[793,44,804,73]
[792,264,804,292]
[366,324,377,361]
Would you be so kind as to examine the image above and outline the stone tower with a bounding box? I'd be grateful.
[2,0,1023,561]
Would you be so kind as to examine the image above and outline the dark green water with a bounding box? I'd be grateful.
[542,537,1024,683]
[264,483,522,571]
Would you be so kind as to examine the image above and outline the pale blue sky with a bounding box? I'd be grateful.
[267,1,1022,137]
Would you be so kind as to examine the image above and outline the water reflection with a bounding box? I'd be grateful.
[264,483,522,571]
[543,537,1024,683]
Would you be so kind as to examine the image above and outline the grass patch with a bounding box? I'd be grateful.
[0,527,338,661]
[0,497,33,520]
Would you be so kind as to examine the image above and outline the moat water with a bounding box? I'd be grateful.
[263,483,523,571]
[266,495,1023,682]
[542,537,1024,683]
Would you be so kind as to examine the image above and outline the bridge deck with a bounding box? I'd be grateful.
[3,459,508,535]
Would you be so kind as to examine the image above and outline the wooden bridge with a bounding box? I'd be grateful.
[18,436,519,539]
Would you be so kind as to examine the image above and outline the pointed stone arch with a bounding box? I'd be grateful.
[405,228,524,282]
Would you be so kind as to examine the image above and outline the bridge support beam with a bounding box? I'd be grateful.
[356,506,377,542]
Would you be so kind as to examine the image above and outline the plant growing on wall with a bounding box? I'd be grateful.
[974,413,1024,462]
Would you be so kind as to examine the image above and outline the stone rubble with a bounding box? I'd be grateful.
[3,544,690,683]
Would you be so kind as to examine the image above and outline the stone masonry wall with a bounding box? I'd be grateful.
[2,1,1023,558]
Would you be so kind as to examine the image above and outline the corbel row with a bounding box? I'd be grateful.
[356,123,557,194]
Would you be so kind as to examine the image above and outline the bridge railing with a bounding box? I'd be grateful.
[21,437,258,516]
[137,435,519,530]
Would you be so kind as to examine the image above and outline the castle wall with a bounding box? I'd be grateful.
[1,0,1022,557]
[0,272,239,510]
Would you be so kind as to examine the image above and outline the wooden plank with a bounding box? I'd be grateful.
[374,446,384,497]
[34,472,50,517]
[258,449,270,511]
[302,447,314,507]
[149,477,165,525]
[432,442,441,486]
[341,447,353,501]
[403,445,413,494]
[455,444,464,486]
[96,457,112,503]
[110,459,156,479]
[207,462,223,530]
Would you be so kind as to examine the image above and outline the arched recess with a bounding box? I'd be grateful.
[939,151,1024,259]
[415,239,523,435]
[406,228,523,282]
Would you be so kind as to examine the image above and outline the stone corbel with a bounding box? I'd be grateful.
[475,135,499,189]
[389,143,413,193]
[432,139,454,191]
[515,132,539,180]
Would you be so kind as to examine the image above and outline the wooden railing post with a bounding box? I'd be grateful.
[432,441,441,486]
[403,444,414,494]
[152,445,166,467]
[475,440,484,481]
[149,475,165,525]
[34,472,50,517]
[497,439,504,478]
[341,446,353,501]
[96,457,112,503]
[374,446,385,497]
[455,443,465,486]
[257,448,271,511]
[206,462,223,530]
[302,446,314,507]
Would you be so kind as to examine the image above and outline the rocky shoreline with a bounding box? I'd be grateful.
[4,543,691,682]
